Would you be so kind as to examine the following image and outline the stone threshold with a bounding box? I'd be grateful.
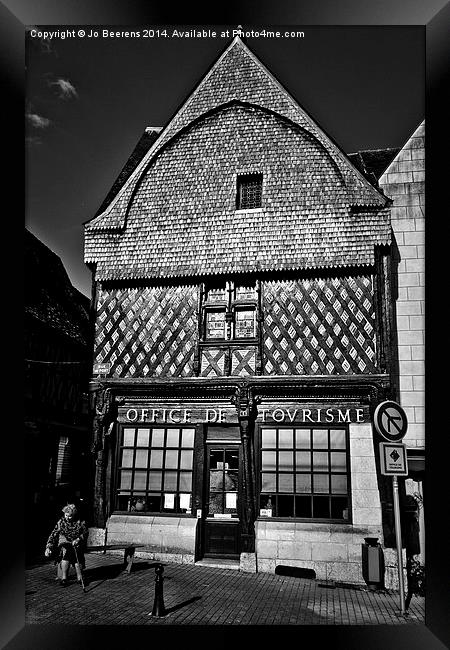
[195,558,240,570]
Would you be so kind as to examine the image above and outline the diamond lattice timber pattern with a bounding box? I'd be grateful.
[94,276,377,378]
[95,285,198,377]
[263,276,377,375]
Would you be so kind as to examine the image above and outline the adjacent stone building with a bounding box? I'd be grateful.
[378,122,425,566]
[25,229,91,558]
[84,37,424,586]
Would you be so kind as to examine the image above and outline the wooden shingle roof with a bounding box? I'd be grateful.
[85,37,391,281]
[348,148,401,184]
[25,229,91,346]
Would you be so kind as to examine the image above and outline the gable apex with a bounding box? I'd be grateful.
[87,36,386,232]
[379,120,425,181]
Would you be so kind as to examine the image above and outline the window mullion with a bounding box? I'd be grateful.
[328,430,332,518]
[161,429,167,512]
[131,428,138,501]
[176,430,181,505]
[276,428,279,498]
[145,432,150,497]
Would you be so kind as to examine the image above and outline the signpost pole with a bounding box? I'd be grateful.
[375,401,409,616]
[392,475,406,614]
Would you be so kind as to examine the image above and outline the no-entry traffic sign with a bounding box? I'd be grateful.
[373,400,408,442]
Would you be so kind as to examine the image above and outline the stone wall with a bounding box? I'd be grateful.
[256,423,383,585]
[379,122,425,449]
[104,515,198,564]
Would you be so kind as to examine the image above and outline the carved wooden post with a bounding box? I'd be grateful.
[90,384,115,528]
[232,383,260,553]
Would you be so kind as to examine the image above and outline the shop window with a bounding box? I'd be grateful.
[116,426,195,514]
[236,174,263,210]
[202,281,257,341]
[259,427,350,521]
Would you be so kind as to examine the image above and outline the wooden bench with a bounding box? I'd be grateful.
[86,544,146,573]
[55,543,145,578]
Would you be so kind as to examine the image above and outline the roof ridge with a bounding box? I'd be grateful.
[349,147,400,155]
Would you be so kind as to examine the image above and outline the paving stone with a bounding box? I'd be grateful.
[26,544,424,627]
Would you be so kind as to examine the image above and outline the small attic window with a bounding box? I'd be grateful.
[236,174,263,210]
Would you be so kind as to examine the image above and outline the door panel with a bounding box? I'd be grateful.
[204,521,240,557]
[203,445,241,558]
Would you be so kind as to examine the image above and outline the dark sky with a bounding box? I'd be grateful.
[25,25,424,297]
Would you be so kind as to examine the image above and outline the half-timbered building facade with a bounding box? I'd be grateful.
[84,37,410,585]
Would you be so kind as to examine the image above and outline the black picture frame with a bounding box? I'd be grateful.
[8,3,449,649]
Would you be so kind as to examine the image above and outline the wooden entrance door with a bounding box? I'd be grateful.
[203,445,241,558]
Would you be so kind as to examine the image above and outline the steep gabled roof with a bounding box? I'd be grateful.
[86,37,387,234]
[85,37,390,280]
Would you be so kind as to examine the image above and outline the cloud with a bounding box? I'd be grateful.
[49,78,78,100]
[26,113,52,129]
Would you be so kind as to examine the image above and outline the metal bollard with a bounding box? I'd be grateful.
[150,564,167,617]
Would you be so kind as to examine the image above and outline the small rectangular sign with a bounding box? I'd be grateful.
[225,493,237,509]
[93,362,111,375]
[179,494,190,510]
[259,509,273,518]
[164,493,175,509]
[379,442,408,476]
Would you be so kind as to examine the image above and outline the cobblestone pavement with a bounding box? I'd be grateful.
[25,552,425,626]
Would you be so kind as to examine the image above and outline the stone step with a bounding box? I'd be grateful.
[195,558,240,570]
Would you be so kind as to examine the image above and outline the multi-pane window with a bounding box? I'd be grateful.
[203,282,257,341]
[259,427,350,521]
[208,448,239,517]
[116,426,195,514]
[236,174,263,210]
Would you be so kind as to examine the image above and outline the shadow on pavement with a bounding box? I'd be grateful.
[83,560,161,592]
[127,561,157,574]
[85,563,124,582]
[164,595,202,615]
[86,560,154,580]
